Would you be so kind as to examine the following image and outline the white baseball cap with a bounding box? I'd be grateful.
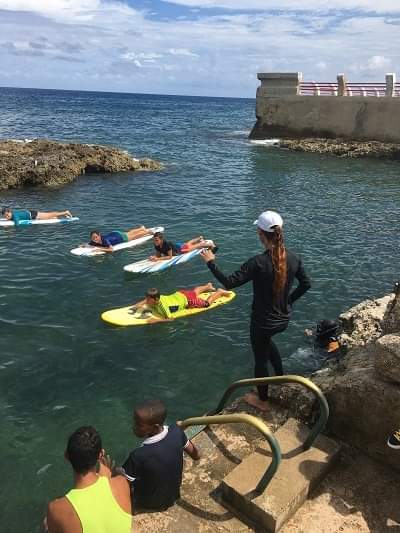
[253,210,283,232]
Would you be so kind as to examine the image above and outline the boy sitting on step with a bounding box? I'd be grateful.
[121,399,199,511]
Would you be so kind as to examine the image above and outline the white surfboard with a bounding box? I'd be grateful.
[71,226,164,257]
[0,216,79,227]
[123,248,202,274]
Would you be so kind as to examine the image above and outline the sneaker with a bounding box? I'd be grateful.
[387,429,400,449]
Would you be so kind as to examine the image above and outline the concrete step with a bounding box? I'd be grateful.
[220,418,341,532]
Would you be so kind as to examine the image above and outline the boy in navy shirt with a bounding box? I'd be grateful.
[149,231,217,261]
[122,400,199,511]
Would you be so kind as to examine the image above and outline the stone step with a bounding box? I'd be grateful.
[220,418,341,532]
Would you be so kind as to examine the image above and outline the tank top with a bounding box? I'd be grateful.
[65,476,132,533]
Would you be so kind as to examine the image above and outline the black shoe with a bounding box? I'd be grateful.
[387,429,400,449]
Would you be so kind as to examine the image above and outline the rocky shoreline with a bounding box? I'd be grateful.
[278,138,400,160]
[268,283,400,471]
[0,139,162,189]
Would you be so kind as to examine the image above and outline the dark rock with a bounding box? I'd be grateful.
[0,139,162,189]
[268,290,400,471]
[375,334,400,383]
[277,137,400,160]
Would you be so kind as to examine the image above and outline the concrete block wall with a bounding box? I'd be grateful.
[250,72,400,142]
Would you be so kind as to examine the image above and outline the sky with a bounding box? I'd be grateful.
[1,0,400,97]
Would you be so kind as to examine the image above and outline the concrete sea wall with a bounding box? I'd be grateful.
[250,72,400,142]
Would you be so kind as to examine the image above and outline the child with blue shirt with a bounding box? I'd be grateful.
[2,207,72,226]
[87,225,153,252]
[121,399,199,511]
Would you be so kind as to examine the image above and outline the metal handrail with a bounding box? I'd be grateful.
[179,413,281,494]
[210,375,329,451]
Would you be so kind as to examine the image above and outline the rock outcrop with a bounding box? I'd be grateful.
[375,334,400,383]
[270,284,400,471]
[338,293,394,349]
[278,138,400,160]
[0,139,161,189]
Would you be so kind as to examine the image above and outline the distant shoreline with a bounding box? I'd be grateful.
[275,138,400,160]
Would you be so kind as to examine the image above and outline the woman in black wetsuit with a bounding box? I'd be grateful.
[201,210,311,411]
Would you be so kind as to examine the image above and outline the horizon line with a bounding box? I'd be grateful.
[0,85,255,101]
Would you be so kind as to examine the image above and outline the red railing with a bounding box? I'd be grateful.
[300,82,400,97]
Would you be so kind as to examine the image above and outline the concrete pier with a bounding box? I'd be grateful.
[250,72,400,142]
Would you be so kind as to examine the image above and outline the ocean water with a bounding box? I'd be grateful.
[0,87,399,532]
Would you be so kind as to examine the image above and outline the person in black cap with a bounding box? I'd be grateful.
[201,210,311,411]
[305,319,341,355]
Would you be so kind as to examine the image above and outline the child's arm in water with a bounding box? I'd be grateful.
[147,317,173,323]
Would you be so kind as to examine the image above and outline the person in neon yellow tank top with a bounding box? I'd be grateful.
[46,426,132,533]
[132,283,232,322]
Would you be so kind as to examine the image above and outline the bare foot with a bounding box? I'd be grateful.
[219,290,231,298]
[244,392,269,412]
[206,282,216,291]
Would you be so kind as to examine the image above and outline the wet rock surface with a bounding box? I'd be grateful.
[270,286,400,471]
[278,138,400,160]
[0,139,161,189]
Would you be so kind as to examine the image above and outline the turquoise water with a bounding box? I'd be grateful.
[0,88,399,532]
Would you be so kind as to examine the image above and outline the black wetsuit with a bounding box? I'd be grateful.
[206,250,311,400]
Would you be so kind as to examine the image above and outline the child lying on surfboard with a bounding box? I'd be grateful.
[149,232,217,262]
[2,207,72,226]
[132,284,232,322]
[85,226,154,253]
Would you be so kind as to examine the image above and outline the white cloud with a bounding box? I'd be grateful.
[0,0,102,21]
[158,0,400,11]
[122,52,163,61]
[350,55,392,75]
[3,0,400,15]
[0,0,145,25]
[168,48,199,57]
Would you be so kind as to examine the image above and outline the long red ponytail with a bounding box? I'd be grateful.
[263,226,287,303]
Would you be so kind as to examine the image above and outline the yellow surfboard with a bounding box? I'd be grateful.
[101,291,236,326]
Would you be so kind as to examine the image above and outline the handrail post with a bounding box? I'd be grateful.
[337,73,347,96]
[180,413,281,494]
[386,73,396,97]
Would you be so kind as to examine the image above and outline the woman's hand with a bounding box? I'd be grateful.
[201,249,215,263]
